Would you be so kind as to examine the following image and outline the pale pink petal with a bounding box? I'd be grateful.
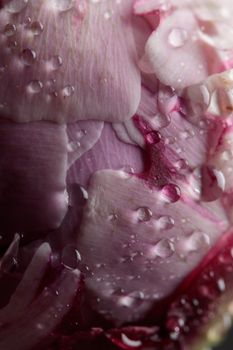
[0,0,140,123]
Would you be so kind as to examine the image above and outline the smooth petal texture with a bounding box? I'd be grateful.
[0,121,68,240]
[77,170,228,325]
[0,0,141,123]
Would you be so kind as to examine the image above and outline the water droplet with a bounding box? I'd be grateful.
[48,55,63,70]
[168,28,188,48]
[104,11,113,20]
[149,239,175,259]
[217,278,226,292]
[145,131,161,145]
[80,186,88,200]
[62,245,81,269]
[117,291,144,308]
[5,0,29,13]
[136,207,152,222]
[121,334,142,348]
[185,231,210,253]
[62,85,75,98]
[174,159,189,172]
[30,21,44,36]
[21,49,36,66]
[52,0,75,11]
[200,166,225,202]
[4,23,16,37]
[156,215,175,230]
[180,129,195,140]
[27,80,43,94]
[161,184,181,203]
[152,113,171,129]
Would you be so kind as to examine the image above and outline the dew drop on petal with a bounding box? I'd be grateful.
[161,184,181,203]
[185,231,210,253]
[121,334,142,348]
[200,166,225,202]
[136,207,153,222]
[27,80,43,94]
[4,23,17,37]
[156,215,175,231]
[21,49,36,66]
[62,85,75,98]
[168,28,188,48]
[52,0,75,11]
[149,239,175,259]
[62,245,81,269]
[48,55,63,70]
[145,131,161,145]
[30,21,44,36]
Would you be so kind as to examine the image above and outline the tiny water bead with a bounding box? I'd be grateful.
[136,207,153,222]
[27,80,43,94]
[4,24,17,37]
[168,28,188,48]
[161,184,181,203]
[5,0,29,14]
[21,49,36,66]
[149,239,175,259]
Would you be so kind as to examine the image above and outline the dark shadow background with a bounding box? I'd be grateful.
[214,328,233,350]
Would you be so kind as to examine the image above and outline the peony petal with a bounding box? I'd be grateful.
[0,121,68,241]
[77,170,228,325]
[139,9,212,89]
[67,123,144,188]
[0,0,140,123]
[67,120,104,167]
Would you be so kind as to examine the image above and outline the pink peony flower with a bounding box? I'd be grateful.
[0,0,233,349]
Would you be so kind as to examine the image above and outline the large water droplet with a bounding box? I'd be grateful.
[136,207,152,222]
[48,55,63,70]
[185,231,210,253]
[4,23,17,37]
[62,85,75,98]
[152,113,171,129]
[52,0,75,11]
[21,49,36,66]
[30,21,44,36]
[145,130,162,145]
[149,239,175,259]
[62,245,81,269]
[168,28,188,48]
[156,215,175,231]
[200,165,225,202]
[27,80,43,94]
[5,0,29,13]
[161,184,181,203]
